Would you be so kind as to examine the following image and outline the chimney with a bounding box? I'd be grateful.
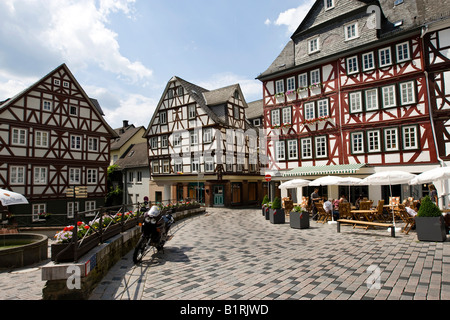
[123,120,129,128]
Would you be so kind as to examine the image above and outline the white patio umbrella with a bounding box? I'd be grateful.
[0,188,29,206]
[409,166,450,185]
[278,178,310,189]
[360,171,417,232]
[309,176,345,186]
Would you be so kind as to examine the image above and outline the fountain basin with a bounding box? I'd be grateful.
[0,233,48,269]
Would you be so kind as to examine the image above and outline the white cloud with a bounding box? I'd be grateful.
[270,0,315,33]
[0,0,152,85]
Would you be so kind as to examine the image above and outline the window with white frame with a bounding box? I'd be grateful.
[287,140,298,160]
[275,80,284,94]
[175,160,183,173]
[382,85,397,108]
[160,111,167,124]
[54,79,60,86]
[308,37,320,54]
[86,201,96,212]
[298,73,308,89]
[349,92,363,113]
[10,166,25,184]
[351,132,365,154]
[396,42,410,63]
[71,135,82,150]
[345,23,359,41]
[365,89,379,111]
[161,135,168,148]
[12,128,26,146]
[168,89,174,99]
[151,137,158,149]
[34,167,47,185]
[203,128,212,143]
[362,52,375,71]
[188,105,196,119]
[173,133,181,147]
[287,77,296,92]
[205,158,215,172]
[325,0,334,10]
[190,131,198,145]
[152,161,159,174]
[178,87,184,96]
[384,128,399,151]
[301,138,313,159]
[69,168,81,184]
[400,81,416,105]
[87,169,98,184]
[317,99,329,117]
[347,56,359,74]
[88,137,98,152]
[137,171,143,183]
[35,131,49,148]
[275,141,285,161]
[310,69,321,84]
[304,102,315,120]
[282,107,292,124]
[32,203,46,221]
[163,160,170,173]
[128,171,134,183]
[63,81,70,88]
[367,130,381,153]
[315,136,327,158]
[43,100,52,111]
[403,126,418,150]
[271,109,281,126]
[379,47,392,67]
[191,159,200,172]
[67,202,79,219]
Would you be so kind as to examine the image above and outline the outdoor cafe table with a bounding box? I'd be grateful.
[350,209,375,222]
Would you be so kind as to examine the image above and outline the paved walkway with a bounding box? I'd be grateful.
[1,207,449,301]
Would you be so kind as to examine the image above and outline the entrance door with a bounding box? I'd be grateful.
[213,185,224,206]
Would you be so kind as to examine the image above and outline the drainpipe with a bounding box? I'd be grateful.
[421,25,448,207]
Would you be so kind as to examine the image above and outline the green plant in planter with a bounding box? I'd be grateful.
[272,197,282,209]
[416,195,447,242]
[262,195,269,207]
[417,196,442,217]
[293,205,304,212]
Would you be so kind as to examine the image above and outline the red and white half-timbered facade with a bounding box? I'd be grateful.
[0,64,117,224]
[258,0,450,204]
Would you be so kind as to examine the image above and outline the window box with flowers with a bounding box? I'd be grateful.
[309,83,322,90]
[297,87,308,94]
[302,115,331,126]
[275,92,285,98]
[285,90,295,97]
[38,212,51,220]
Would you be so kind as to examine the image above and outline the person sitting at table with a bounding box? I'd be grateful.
[324,199,339,220]
[355,194,364,210]
[311,188,321,220]
[403,199,417,217]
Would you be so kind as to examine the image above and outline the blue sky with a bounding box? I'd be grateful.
[0,0,315,129]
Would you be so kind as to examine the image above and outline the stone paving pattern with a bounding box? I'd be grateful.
[1,207,449,300]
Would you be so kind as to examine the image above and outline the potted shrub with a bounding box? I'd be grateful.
[261,195,269,216]
[290,205,310,229]
[270,197,285,224]
[416,196,447,242]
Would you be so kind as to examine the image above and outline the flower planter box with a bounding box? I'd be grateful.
[100,223,122,242]
[51,233,100,262]
[416,216,447,242]
[290,211,310,229]
[122,217,142,231]
[270,208,285,224]
[265,208,271,220]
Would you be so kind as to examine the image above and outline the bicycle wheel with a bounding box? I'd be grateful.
[133,237,147,264]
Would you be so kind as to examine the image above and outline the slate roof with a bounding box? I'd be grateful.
[246,99,264,120]
[111,125,145,151]
[114,142,149,169]
[257,0,450,80]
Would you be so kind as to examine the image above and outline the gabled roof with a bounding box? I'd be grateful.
[111,124,146,151]
[0,63,118,137]
[114,142,149,169]
[246,99,264,120]
[145,76,249,136]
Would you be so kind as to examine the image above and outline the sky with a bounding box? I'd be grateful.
[0,0,315,129]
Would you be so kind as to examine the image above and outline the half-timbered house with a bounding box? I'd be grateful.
[144,76,263,207]
[0,64,118,225]
[257,0,450,205]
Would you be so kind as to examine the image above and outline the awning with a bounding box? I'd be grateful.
[283,164,366,177]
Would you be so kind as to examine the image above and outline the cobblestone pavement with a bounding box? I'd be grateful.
[89,207,450,301]
[1,207,449,301]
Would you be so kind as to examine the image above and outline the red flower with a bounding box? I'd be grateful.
[84,225,89,230]
[77,221,83,226]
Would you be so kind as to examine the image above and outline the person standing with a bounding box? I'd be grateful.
[311,188,320,220]
[429,184,438,205]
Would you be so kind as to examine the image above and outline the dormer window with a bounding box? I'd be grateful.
[324,0,335,10]
[308,37,320,54]
[344,23,359,41]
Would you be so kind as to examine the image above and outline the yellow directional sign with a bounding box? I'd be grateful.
[66,186,88,198]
